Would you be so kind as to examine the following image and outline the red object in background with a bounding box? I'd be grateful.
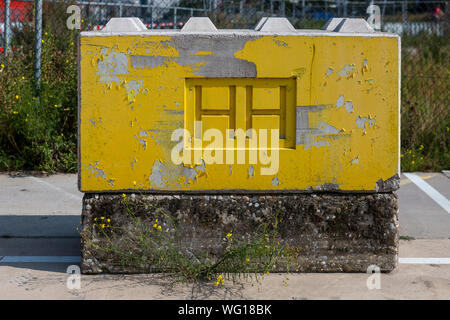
[432,6,444,21]
[0,0,33,23]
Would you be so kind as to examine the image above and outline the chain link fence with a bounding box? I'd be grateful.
[0,0,448,171]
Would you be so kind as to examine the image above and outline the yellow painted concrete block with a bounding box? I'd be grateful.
[78,18,400,192]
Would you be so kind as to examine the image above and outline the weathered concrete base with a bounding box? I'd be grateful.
[80,193,398,274]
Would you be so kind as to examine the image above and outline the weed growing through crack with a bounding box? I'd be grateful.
[80,194,299,285]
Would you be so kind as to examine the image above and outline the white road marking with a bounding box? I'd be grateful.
[27,176,82,201]
[403,173,450,214]
[399,257,450,265]
[0,256,81,263]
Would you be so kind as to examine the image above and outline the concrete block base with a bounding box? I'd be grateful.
[80,193,398,274]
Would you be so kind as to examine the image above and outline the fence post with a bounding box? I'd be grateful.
[302,0,305,20]
[173,7,177,29]
[150,0,154,29]
[34,0,42,89]
[402,0,407,24]
[4,0,10,56]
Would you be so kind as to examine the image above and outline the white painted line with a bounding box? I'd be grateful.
[0,256,81,263]
[27,176,82,201]
[403,173,450,214]
[399,258,450,265]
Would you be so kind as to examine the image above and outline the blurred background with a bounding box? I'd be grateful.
[0,0,448,173]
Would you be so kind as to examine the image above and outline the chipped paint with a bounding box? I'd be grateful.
[248,165,255,178]
[86,163,107,179]
[336,95,345,108]
[337,64,355,78]
[123,79,143,104]
[344,101,354,113]
[274,39,289,47]
[355,116,376,134]
[96,48,129,85]
[272,177,279,186]
[149,160,167,188]
[351,157,360,165]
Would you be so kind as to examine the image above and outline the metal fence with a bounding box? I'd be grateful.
[0,0,448,127]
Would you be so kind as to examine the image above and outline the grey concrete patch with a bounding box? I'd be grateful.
[130,35,259,78]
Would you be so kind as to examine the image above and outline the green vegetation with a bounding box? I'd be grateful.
[401,34,449,171]
[0,16,78,172]
[0,15,448,172]
[80,195,298,283]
